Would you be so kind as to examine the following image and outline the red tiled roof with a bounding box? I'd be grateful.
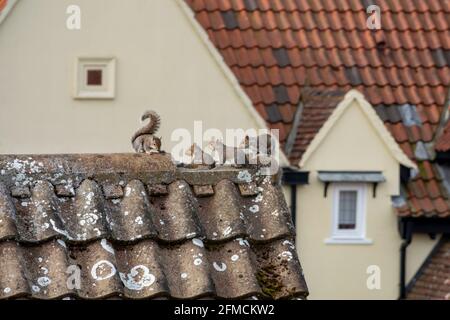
[407,237,450,300]
[186,0,450,218]
[0,154,308,299]
[0,0,7,12]
[289,88,347,157]
[436,120,450,152]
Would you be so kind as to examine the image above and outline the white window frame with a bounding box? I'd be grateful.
[73,56,116,99]
[325,183,372,245]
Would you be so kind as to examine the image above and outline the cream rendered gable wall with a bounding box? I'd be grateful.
[296,91,437,299]
[0,0,265,154]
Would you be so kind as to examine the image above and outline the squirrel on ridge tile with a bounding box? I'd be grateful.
[132,110,162,154]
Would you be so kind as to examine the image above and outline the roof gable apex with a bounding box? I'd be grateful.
[299,90,417,169]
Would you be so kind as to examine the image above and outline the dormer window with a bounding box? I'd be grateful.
[337,189,358,230]
[331,184,366,240]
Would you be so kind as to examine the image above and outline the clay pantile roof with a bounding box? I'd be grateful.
[185,0,450,218]
[436,120,450,152]
[407,236,450,300]
[0,0,6,12]
[289,88,347,158]
[0,154,307,300]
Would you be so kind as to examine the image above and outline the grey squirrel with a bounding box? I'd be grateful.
[184,143,215,168]
[207,139,247,165]
[207,134,275,166]
[240,134,273,155]
[132,110,162,154]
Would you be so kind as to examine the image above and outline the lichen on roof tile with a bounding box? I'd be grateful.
[0,154,307,300]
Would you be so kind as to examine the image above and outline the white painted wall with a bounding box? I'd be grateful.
[0,0,263,154]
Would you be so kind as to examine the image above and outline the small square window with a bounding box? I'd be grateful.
[74,57,116,99]
[86,69,103,86]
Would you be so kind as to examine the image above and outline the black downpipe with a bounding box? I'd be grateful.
[399,219,413,299]
[290,184,297,226]
[399,238,411,299]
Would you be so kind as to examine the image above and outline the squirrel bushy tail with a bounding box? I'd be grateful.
[131,110,161,143]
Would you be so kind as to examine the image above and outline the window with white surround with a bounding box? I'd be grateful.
[326,183,371,244]
[74,57,116,99]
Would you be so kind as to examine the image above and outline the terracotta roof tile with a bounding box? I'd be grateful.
[407,237,450,300]
[436,120,450,152]
[187,0,450,218]
[0,154,308,300]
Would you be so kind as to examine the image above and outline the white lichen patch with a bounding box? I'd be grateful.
[37,277,51,287]
[85,192,94,205]
[236,238,250,247]
[32,285,40,293]
[125,187,132,197]
[249,205,259,213]
[50,219,71,239]
[119,265,155,290]
[57,239,67,248]
[3,287,11,294]
[186,232,196,239]
[253,194,263,203]
[194,258,202,266]
[91,260,116,281]
[223,226,232,237]
[231,254,239,262]
[213,262,227,272]
[101,239,114,254]
[279,251,293,261]
[135,216,143,225]
[112,199,121,205]
[93,228,101,237]
[5,159,44,186]
[237,170,252,183]
[192,238,204,248]
[79,212,99,227]
[181,273,188,279]
[282,240,295,250]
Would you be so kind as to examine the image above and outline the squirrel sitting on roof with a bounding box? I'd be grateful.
[132,110,162,154]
